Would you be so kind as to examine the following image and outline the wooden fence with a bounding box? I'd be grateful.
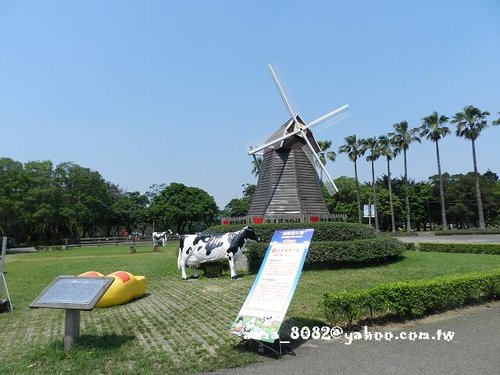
[65,235,179,248]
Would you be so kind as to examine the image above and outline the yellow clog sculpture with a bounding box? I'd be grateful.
[79,271,147,308]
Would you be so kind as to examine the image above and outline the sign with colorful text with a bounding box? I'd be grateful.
[230,229,314,343]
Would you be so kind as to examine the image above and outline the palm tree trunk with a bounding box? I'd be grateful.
[403,149,411,232]
[371,160,379,231]
[354,159,362,224]
[435,140,448,230]
[471,139,485,229]
[387,157,395,232]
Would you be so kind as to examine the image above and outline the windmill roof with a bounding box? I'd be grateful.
[264,115,321,153]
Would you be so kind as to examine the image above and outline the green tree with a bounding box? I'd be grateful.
[110,189,149,235]
[377,135,397,232]
[22,160,59,242]
[0,158,26,238]
[451,105,496,229]
[149,183,218,233]
[361,137,381,231]
[390,121,421,232]
[326,176,371,220]
[420,111,450,230]
[221,184,256,218]
[338,135,364,223]
[55,162,110,237]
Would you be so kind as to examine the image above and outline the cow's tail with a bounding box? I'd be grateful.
[177,235,184,270]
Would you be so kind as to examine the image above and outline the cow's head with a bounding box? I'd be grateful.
[242,226,259,243]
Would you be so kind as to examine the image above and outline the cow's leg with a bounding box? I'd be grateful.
[179,258,188,280]
[228,255,238,279]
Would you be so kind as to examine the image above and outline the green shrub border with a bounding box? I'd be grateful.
[246,237,405,273]
[434,228,500,235]
[412,243,500,255]
[208,222,376,243]
[322,269,500,325]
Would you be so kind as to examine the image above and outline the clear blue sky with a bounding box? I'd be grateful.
[1,0,499,208]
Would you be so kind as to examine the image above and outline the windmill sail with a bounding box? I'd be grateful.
[301,145,338,195]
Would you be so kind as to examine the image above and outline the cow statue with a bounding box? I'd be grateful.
[177,226,259,280]
[152,230,173,247]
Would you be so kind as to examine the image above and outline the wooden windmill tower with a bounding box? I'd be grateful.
[247,64,348,217]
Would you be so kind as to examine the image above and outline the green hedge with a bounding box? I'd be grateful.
[246,237,404,273]
[322,269,500,325]
[434,228,500,235]
[208,222,376,243]
[417,242,500,255]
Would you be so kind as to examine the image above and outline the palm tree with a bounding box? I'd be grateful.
[361,137,381,231]
[493,113,500,125]
[338,135,364,224]
[317,140,336,183]
[389,121,421,232]
[451,105,497,229]
[251,156,262,177]
[378,135,396,232]
[419,112,450,231]
[317,140,337,165]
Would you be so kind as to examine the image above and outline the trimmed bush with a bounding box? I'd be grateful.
[416,243,500,255]
[246,237,405,273]
[434,228,500,235]
[322,269,500,325]
[207,222,376,243]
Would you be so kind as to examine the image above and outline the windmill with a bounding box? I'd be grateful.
[247,64,348,217]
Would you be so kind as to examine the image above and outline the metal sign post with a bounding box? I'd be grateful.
[30,276,114,351]
[0,236,12,313]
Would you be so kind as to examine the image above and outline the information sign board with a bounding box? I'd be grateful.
[30,276,114,310]
[363,204,375,218]
[230,229,314,343]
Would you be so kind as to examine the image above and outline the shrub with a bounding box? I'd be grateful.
[207,222,376,243]
[434,228,500,235]
[246,237,405,273]
[417,243,500,255]
[322,269,500,325]
[34,245,64,251]
[402,242,417,251]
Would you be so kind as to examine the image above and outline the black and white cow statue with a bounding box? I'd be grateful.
[177,226,259,280]
[152,230,173,247]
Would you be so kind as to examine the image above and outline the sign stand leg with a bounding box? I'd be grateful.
[64,309,80,352]
[0,272,13,312]
[240,337,290,357]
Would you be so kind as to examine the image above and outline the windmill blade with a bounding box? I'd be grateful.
[248,119,299,155]
[306,104,349,129]
[268,63,296,119]
[301,133,339,195]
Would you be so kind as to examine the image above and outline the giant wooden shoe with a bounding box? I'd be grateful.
[79,271,147,307]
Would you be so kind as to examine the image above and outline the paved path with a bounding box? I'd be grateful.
[206,302,500,375]
[397,233,500,244]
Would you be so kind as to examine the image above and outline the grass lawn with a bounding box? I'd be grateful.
[1,244,499,374]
